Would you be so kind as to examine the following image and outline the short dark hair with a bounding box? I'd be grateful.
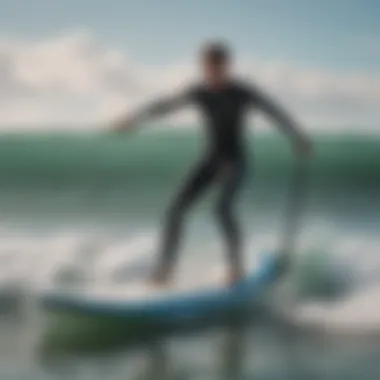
[201,41,231,64]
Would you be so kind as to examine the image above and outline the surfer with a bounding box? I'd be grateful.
[112,42,312,285]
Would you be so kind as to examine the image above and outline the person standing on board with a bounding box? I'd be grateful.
[112,42,312,286]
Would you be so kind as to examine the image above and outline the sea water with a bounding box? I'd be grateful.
[0,129,379,379]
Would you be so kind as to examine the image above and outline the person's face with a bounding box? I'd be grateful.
[201,57,229,87]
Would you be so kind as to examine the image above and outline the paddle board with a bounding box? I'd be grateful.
[39,253,279,323]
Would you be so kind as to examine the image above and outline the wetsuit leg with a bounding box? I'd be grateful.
[215,159,246,274]
[156,158,218,275]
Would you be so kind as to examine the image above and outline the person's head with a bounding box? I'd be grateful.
[200,41,232,86]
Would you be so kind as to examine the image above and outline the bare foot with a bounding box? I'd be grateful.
[228,268,244,286]
[150,268,171,286]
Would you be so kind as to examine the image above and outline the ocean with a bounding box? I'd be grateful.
[0,128,379,379]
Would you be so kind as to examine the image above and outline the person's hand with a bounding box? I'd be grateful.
[111,115,137,134]
[294,135,312,157]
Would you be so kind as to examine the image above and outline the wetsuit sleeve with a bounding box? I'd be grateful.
[134,86,197,121]
[245,83,307,141]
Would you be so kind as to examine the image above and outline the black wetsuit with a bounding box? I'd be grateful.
[145,79,299,274]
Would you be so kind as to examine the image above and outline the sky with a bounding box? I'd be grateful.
[0,0,379,132]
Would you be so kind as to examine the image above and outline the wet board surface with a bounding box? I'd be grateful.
[39,253,279,322]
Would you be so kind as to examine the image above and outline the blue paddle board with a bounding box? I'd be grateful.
[39,253,279,323]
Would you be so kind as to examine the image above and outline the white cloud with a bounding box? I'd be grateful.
[0,31,379,132]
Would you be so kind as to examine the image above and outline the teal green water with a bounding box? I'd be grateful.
[0,131,378,191]
[0,130,379,225]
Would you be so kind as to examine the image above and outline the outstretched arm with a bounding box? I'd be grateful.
[250,84,312,156]
[111,88,193,133]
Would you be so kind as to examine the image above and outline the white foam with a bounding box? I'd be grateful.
[94,231,158,281]
[0,223,379,336]
[289,284,380,335]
